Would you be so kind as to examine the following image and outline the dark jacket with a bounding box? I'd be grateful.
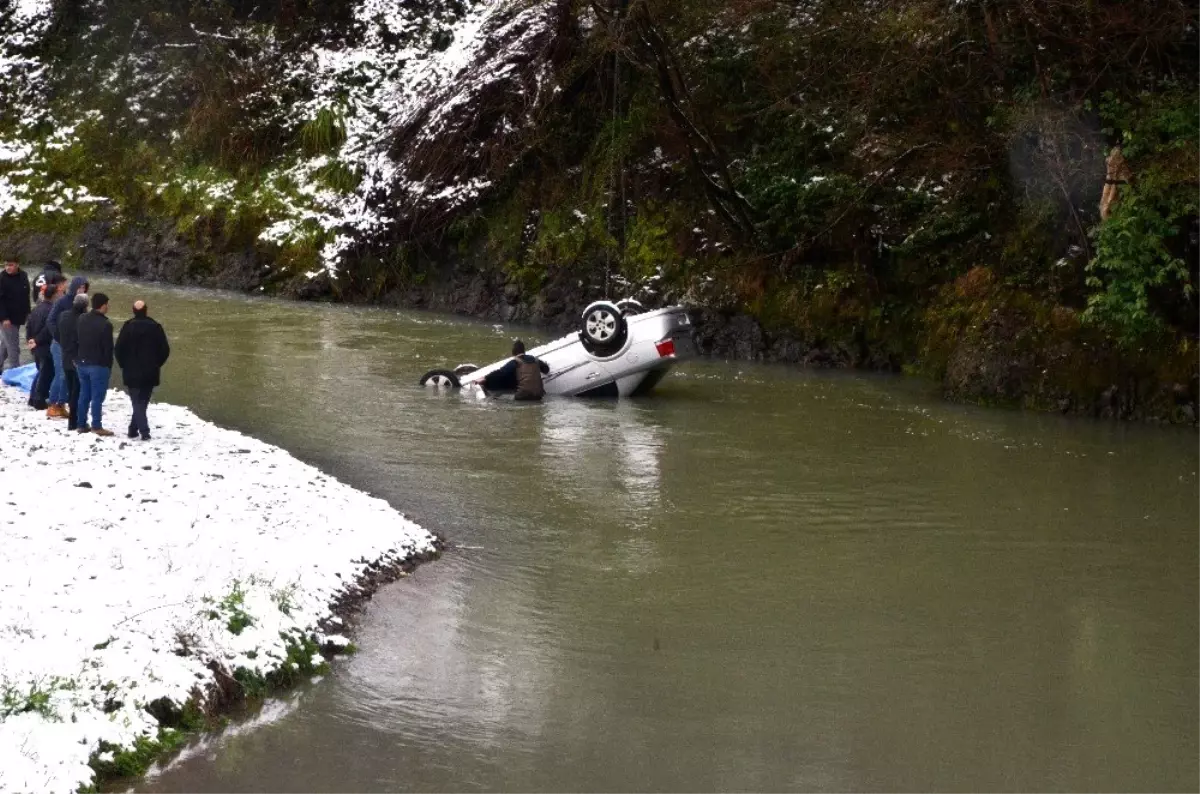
[515,355,546,400]
[76,310,114,368]
[0,268,31,326]
[482,355,550,393]
[25,298,53,348]
[58,302,87,372]
[115,314,170,388]
[31,262,63,304]
[48,276,88,341]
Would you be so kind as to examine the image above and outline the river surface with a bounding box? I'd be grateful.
[81,278,1197,792]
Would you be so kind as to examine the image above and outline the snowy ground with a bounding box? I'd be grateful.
[0,384,438,794]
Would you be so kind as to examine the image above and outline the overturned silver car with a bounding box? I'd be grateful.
[419,300,694,398]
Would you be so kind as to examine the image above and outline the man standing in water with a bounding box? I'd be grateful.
[0,257,31,372]
[115,299,170,440]
[75,292,115,436]
[481,339,550,401]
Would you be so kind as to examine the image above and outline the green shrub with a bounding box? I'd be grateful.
[1086,189,1195,344]
[1084,87,1198,346]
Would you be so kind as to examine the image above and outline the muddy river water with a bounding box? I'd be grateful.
[82,278,1196,792]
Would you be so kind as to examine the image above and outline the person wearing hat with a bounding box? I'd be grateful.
[25,273,65,410]
[25,274,65,410]
[114,299,170,440]
[31,260,63,304]
[75,292,115,436]
[0,257,31,372]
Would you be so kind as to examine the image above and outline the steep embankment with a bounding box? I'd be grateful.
[1,0,1196,422]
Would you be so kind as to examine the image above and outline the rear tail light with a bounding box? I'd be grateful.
[655,338,676,358]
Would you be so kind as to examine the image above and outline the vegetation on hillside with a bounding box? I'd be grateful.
[466,0,1197,353]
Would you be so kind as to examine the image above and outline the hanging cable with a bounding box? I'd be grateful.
[605,0,632,299]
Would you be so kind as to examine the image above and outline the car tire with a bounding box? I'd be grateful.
[453,364,479,377]
[616,299,644,316]
[581,300,628,355]
[420,369,461,388]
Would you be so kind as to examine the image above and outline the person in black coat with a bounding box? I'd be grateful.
[25,274,64,410]
[0,257,32,372]
[57,292,89,431]
[114,299,170,440]
[75,292,115,436]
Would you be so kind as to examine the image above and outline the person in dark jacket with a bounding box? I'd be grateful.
[481,339,550,401]
[114,299,170,440]
[75,292,115,436]
[25,274,64,410]
[31,260,63,304]
[0,257,31,372]
[57,292,89,431]
[46,275,88,418]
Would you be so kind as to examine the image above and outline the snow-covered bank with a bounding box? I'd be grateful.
[0,385,439,794]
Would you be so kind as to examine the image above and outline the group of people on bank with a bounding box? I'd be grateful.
[0,258,171,438]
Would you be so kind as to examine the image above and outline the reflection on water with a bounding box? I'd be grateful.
[539,400,665,532]
[338,560,553,750]
[78,277,1199,794]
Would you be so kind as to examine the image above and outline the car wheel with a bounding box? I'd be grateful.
[616,299,644,316]
[581,300,628,354]
[453,364,479,377]
[419,369,461,389]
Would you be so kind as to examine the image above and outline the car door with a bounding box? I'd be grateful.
[541,341,615,396]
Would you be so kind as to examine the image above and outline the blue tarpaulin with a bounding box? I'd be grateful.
[1,362,37,393]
